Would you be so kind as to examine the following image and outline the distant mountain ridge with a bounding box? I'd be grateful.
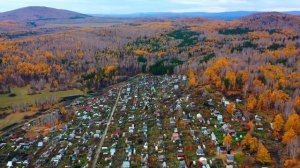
[0,6,299,22]
[239,12,300,31]
[0,6,91,21]
[0,6,300,24]
[95,11,300,20]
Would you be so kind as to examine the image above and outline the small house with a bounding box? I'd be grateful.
[6,161,13,168]
[172,133,180,142]
[121,161,130,168]
[170,117,176,127]
[199,157,207,165]
[141,153,148,165]
[162,161,167,168]
[129,124,135,133]
[180,160,187,168]
[226,154,234,164]
[177,149,185,160]
[115,131,122,138]
[110,147,116,156]
[94,134,100,139]
[37,142,43,148]
[255,115,262,125]
[174,85,179,90]
[217,115,223,123]
[102,147,109,155]
[235,99,242,103]
[221,97,230,106]
[213,110,221,117]
[211,132,217,144]
[158,155,166,162]
[196,147,205,156]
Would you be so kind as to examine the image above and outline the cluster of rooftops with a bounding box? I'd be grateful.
[0,74,266,168]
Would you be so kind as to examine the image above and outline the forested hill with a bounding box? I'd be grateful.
[0,6,91,21]
[0,12,299,125]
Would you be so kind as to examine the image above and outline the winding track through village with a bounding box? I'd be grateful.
[92,88,122,168]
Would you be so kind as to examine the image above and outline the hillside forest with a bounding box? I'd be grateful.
[0,12,300,166]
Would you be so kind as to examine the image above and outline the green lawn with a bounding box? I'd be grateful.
[0,85,84,109]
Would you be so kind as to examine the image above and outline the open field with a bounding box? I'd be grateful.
[0,85,84,130]
[0,111,37,130]
[0,86,84,109]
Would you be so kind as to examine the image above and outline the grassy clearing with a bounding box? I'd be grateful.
[0,86,84,130]
[0,85,84,109]
[0,111,36,130]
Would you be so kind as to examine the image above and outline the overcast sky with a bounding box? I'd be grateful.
[1,0,300,14]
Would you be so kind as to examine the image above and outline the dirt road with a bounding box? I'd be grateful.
[92,88,122,168]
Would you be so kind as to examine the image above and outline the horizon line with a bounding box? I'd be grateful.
[0,6,299,15]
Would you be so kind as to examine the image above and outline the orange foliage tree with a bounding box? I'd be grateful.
[257,143,272,164]
[204,57,230,88]
[284,159,297,168]
[227,102,235,115]
[257,90,289,111]
[241,133,252,149]
[188,70,198,87]
[242,133,258,152]
[282,128,296,144]
[294,97,300,113]
[104,65,118,79]
[225,70,236,89]
[247,95,257,112]
[223,134,232,151]
[249,137,258,152]
[285,114,300,134]
[272,113,284,136]
[282,128,298,159]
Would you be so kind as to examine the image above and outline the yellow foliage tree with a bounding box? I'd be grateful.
[225,70,236,89]
[247,95,257,112]
[270,90,289,105]
[223,134,232,151]
[294,97,300,113]
[249,137,258,152]
[134,49,149,56]
[204,57,229,88]
[258,90,289,110]
[272,113,284,135]
[227,102,235,115]
[188,70,198,87]
[253,79,265,88]
[284,159,297,167]
[282,128,296,144]
[54,80,59,87]
[104,65,117,79]
[242,133,258,152]
[257,143,271,164]
[282,128,298,159]
[52,64,64,73]
[285,114,300,134]
[248,31,269,39]
[241,133,252,149]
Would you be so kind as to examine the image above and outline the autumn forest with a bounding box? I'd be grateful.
[0,6,299,168]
